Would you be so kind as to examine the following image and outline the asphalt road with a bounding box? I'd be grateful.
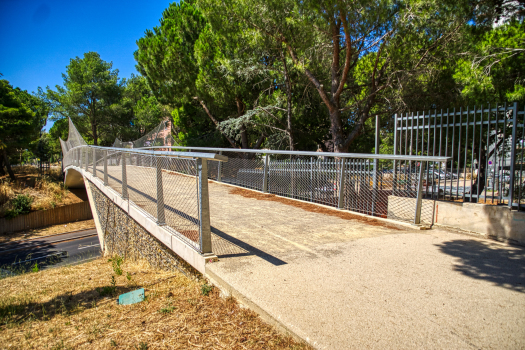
[0,229,101,272]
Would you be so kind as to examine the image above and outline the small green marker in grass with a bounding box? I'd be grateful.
[117,288,145,305]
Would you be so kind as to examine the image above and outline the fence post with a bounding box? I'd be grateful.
[414,162,424,224]
[156,157,166,225]
[310,157,314,202]
[103,150,108,186]
[92,148,97,177]
[393,114,398,193]
[508,102,518,209]
[262,154,269,193]
[197,158,212,254]
[372,115,379,215]
[338,158,346,209]
[217,151,222,182]
[121,152,128,199]
[85,148,89,172]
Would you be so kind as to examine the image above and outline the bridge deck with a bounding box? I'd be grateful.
[103,166,525,349]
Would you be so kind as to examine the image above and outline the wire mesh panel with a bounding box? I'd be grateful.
[219,151,265,191]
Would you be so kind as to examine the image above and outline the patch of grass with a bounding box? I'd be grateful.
[201,283,213,296]
[0,257,310,349]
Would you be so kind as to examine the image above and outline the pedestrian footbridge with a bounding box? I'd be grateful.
[60,118,447,273]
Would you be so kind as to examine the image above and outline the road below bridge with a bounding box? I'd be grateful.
[0,229,101,272]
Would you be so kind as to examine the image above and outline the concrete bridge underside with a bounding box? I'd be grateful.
[65,166,525,349]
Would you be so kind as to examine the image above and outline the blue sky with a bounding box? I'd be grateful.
[0,0,172,131]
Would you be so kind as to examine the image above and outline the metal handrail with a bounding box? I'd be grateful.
[66,145,228,162]
[141,146,450,162]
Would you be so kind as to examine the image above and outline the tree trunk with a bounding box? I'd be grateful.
[3,149,16,181]
[195,97,238,148]
[330,108,347,153]
[0,156,5,176]
[281,49,295,151]
[91,121,98,146]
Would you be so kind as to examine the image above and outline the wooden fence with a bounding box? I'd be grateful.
[0,201,93,234]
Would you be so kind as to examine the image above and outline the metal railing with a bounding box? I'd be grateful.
[63,145,227,255]
[394,102,525,209]
[142,146,448,225]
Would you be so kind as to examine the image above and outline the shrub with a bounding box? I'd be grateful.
[5,194,33,219]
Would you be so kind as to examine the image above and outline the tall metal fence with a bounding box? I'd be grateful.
[394,103,525,210]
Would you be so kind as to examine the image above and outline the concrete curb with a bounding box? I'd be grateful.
[205,267,315,349]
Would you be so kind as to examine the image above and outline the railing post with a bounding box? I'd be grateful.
[338,158,346,209]
[156,156,166,225]
[310,157,314,202]
[92,148,96,176]
[103,150,108,186]
[121,152,128,199]
[85,148,89,172]
[393,114,398,193]
[197,158,212,254]
[372,115,379,215]
[217,151,222,182]
[414,162,424,224]
[262,154,269,193]
[508,102,518,209]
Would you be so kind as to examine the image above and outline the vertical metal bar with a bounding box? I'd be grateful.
[437,109,442,199]
[338,158,346,209]
[103,150,108,186]
[492,104,497,204]
[410,112,414,156]
[463,107,469,201]
[373,115,379,214]
[456,108,462,200]
[92,148,97,177]
[85,148,89,172]
[445,109,450,200]
[518,105,525,209]
[414,162,424,225]
[156,157,166,225]
[486,103,491,203]
[79,148,82,168]
[217,151,222,183]
[415,111,420,156]
[197,158,212,254]
[393,114,398,193]
[477,105,483,201]
[508,102,518,209]
[310,157,314,202]
[470,106,476,202]
[262,154,269,193]
[500,103,507,203]
[121,152,128,199]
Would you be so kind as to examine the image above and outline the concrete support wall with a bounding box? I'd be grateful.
[86,182,198,274]
[387,195,525,245]
[434,201,525,245]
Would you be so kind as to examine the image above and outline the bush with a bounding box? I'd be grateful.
[5,194,33,219]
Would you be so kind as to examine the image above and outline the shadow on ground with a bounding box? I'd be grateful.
[437,239,525,293]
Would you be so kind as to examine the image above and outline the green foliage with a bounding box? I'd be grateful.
[453,21,525,104]
[31,263,39,273]
[201,283,213,296]
[108,255,124,276]
[5,194,33,219]
[0,80,48,171]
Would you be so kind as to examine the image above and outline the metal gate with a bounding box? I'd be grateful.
[394,102,525,209]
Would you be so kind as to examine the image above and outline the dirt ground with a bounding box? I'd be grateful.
[0,257,309,350]
[0,219,95,244]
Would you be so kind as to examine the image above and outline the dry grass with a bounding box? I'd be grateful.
[0,167,83,218]
[229,187,401,230]
[0,258,309,350]
[0,220,95,244]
